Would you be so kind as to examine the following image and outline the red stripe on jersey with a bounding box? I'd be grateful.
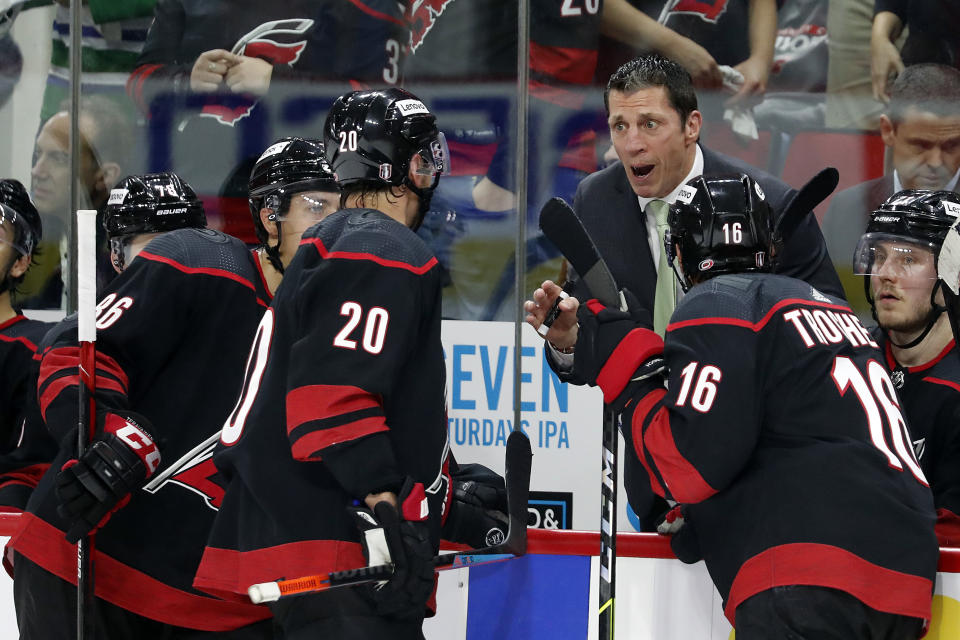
[39,348,129,418]
[0,315,26,332]
[643,407,716,503]
[345,0,404,27]
[11,513,270,630]
[39,374,126,422]
[936,508,960,547]
[137,250,260,294]
[250,248,273,302]
[630,389,667,497]
[286,384,382,432]
[923,376,960,394]
[290,417,389,461]
[127,64,161,114]
[0,332,37,352]
[596,328,663,405]
[725,543,934,626]
[194,538,366,601]
[907,339,958,373]
[667,298,852,333]
[0,464,50,493]
[529,41,598,86]
[301,237,439,274]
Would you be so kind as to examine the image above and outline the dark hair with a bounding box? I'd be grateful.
[604,54,698,124]
[887,64,960,124]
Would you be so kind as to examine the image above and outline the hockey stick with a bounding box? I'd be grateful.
[76,209,98,640]
[538,197,622,640]
[773,167,839,247]
[247,429,532,604]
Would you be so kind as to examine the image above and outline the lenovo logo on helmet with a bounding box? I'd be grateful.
[943,201,960,219]
[395,99,429,116]
[108,189,128,205]
[676,186,696,204]
[699,258,715,271]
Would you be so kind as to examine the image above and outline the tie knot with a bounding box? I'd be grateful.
[648,199,669,228]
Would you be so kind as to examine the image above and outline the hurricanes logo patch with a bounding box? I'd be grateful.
[667,0,730,23]
[408,0,456,52]
[200,18,314,126]
[698,258,715,271]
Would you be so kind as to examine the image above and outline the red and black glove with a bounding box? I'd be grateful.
[573,289,666,410]
[350,477,436,620]
[442,463,509,549]
[55,411,160,544]
[655,504,702,564]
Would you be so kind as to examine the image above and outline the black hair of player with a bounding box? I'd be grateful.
[603,54,698,124]
[861,189,960,349]
[248,137,337,275]
[104,172,206,270]
[0,178,42,294]
[665,173,775,292]
[323,88,445,230]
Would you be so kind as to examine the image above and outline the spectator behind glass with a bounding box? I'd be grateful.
[871,0,960,103]
[126,0,407,233]
[24,95,133,308]
[822,63,960,312]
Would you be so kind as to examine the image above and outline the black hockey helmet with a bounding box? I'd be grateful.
[665,173,774,292]
[853,189,960,348]
[104,172,205,270]
[323,88,447,227]
[248,137,338,273]
[0,178,41,257]
[104,172,206,238]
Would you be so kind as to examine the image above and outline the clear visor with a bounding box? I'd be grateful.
[275,190,340,223]
[0,203,31,256]
[852,232,938,282]
[413,132,449,180]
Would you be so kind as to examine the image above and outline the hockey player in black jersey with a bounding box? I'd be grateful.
[11,172,275,638]
[531,173,938,638]
[196,87,453,640]
[248,136,340,295]
[853,190,960,547]
[0,179,56,510]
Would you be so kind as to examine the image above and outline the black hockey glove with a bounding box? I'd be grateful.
[655,504,702,564]
[574,289,665,411]
[56,411,161,544]
[442,463,509,549]
[350,477,435,620]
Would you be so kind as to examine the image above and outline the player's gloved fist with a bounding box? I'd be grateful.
[56,411,160,544]
[443,463,509,549]
[351,477,435,620]
[655,504,702,564]
[573,288,665,409]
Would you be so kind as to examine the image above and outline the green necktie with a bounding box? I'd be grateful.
[649,199,675,336]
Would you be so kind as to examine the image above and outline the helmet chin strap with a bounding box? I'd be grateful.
[404,178,434,231]
[264,211,285,275]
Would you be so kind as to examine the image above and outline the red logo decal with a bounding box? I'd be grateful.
[407,0,455,52]
[669,0,729,23]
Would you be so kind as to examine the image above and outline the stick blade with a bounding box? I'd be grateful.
[774,167,839,243]
[539,198,620,307]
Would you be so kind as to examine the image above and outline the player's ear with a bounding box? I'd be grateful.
[9,253,30,279]
[260,207,279,239]
[407,154,433,189]
[880,114,896,147]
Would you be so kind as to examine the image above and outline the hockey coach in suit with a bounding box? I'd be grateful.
[540,54,844,530]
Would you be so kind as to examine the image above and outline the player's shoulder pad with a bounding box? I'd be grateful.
[302,208,438,275]
[137,228,258,280]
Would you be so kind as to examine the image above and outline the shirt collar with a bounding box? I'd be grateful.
[892,168,960,193]
[636,145,704,211]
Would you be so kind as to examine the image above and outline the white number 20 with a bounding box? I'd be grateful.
[333,302,389,354]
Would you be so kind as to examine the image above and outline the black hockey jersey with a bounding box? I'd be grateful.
[129,0,406,125]
[626,274,938,626]
[631,0,750,66]
[876,332,960,547]
[10,229,272,631]
[195,208,450,603]
[0,315,55,511]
